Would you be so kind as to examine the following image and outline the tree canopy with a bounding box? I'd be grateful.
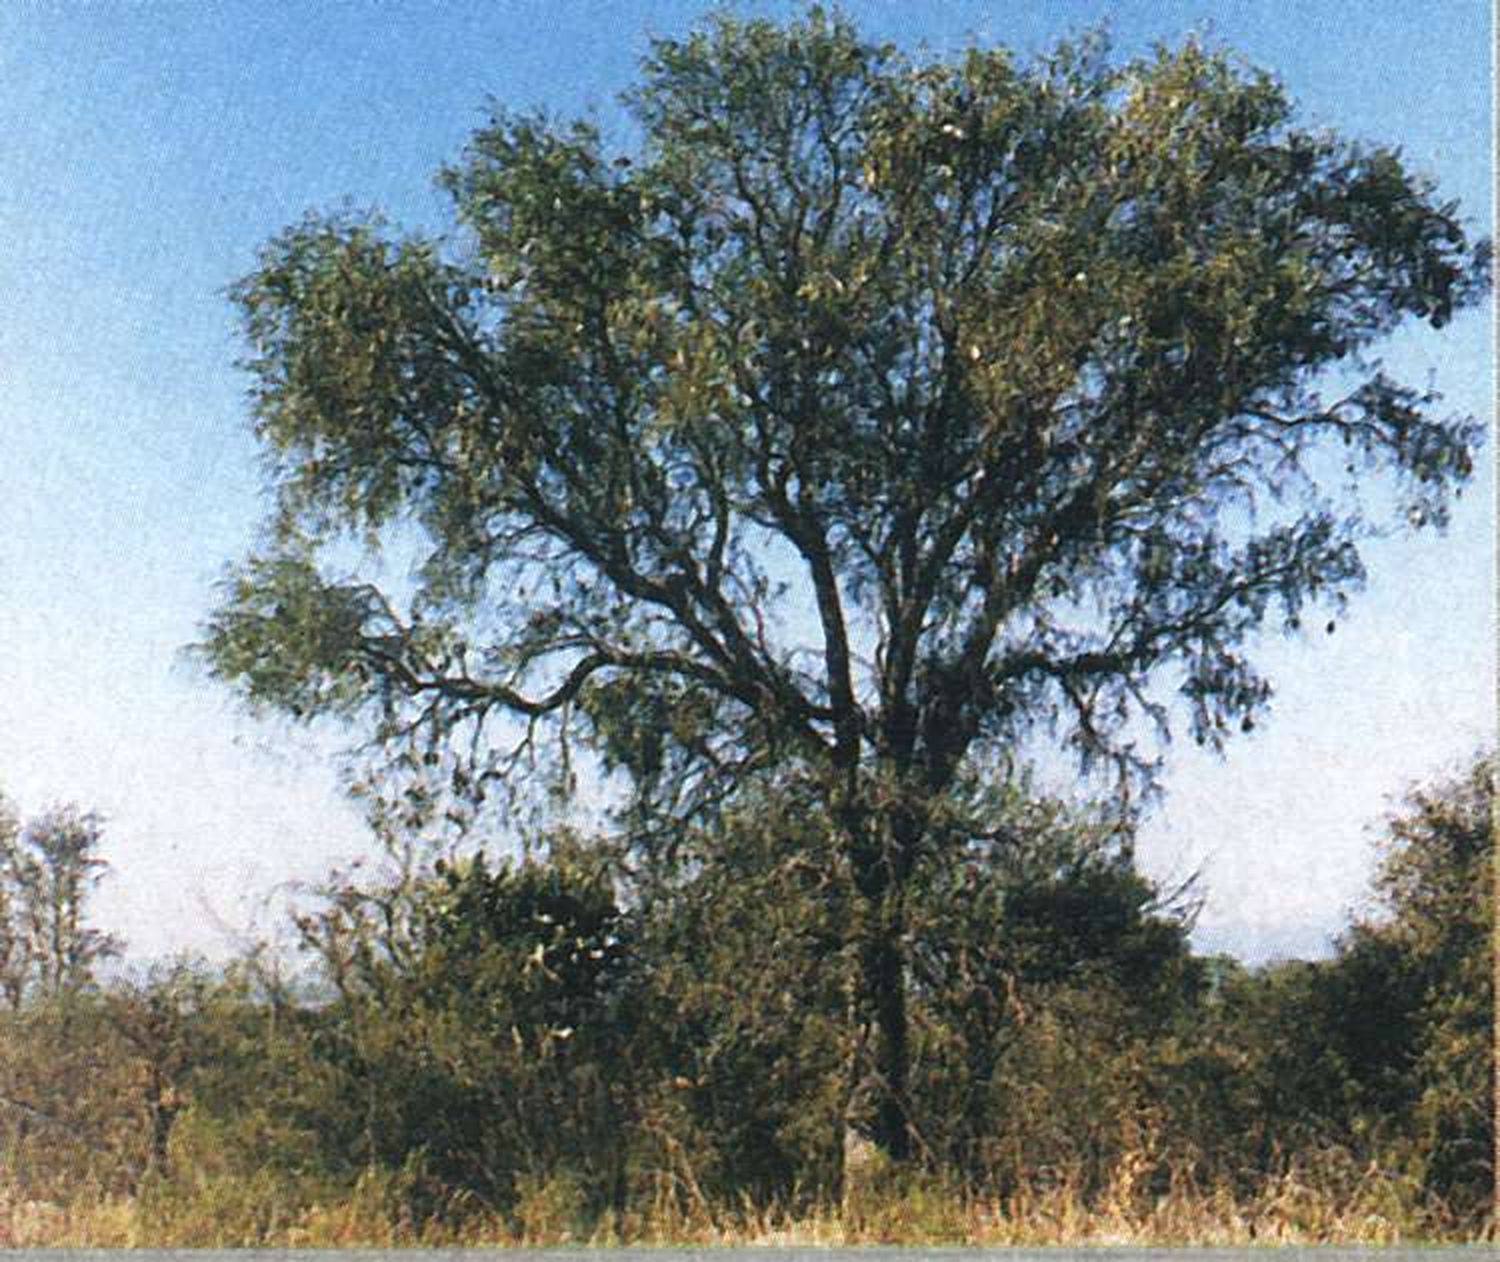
[201,9,1489,1159]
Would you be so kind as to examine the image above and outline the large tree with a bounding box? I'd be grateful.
[202,10,1489,1159]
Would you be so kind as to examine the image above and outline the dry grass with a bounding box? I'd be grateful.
[0,1146,1488,1248]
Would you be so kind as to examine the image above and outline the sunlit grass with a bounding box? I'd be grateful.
[1,1143,1487,1248]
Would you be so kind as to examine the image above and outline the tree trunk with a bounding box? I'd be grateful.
[144,1065,177,1175]
[860,917,911,1160]
[840,788,920,1164]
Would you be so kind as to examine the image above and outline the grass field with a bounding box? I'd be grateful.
[0,1149,1486,1249]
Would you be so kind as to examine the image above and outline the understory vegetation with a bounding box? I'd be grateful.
[0,754,1490,1246]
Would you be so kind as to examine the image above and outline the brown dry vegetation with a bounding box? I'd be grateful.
[0,1149,1484,1248]
[0,756,1490,1248]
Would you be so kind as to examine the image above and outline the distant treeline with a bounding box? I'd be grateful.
[0,753,1490,1245]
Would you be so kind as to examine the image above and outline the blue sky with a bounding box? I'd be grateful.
[0,1,1491,964]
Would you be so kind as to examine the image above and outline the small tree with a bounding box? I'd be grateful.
[201,10,1489,1158]
[104,959,225,1178]
[0,800,119,1007]
[0,797,130,1196]
[1341,754,1494,1218]
[288,840,636,1212]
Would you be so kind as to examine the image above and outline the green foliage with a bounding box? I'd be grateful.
[1345,754,1494,1213]
[278,839,639,1217]
[199,6,1487,1158]
[627,787,857,1203]
[906,801,1202,1181]
[0,997,144,1200]
[1173,753,1495,1228]
[622,782,1204,1197]
[0,759,1489,1241]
